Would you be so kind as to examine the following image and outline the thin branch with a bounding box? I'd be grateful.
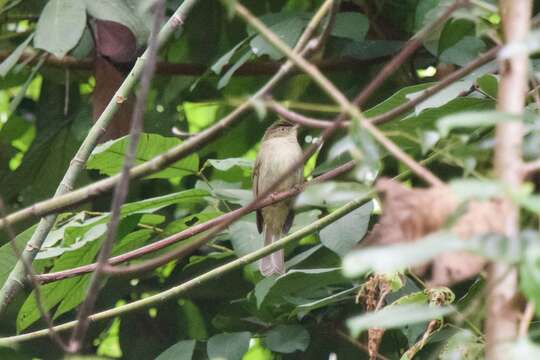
[35,161,355,283]
[0,199,68,351]
[487,1,532,359]
[0,196,371,346]
[67,1,165,352]
[518,302,535,338]
[0,51,392,76]
[0,0,202,316]
[522,159,540,176]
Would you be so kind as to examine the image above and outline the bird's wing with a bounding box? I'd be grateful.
[252,156,264,233]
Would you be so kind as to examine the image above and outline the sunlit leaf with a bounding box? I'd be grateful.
[87,133,199,179]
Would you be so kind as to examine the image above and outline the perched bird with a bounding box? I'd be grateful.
[252,120,304,276]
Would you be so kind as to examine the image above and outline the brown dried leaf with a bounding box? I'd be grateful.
[357,275,390,360]
[366,178,506,286]
[94,20,137,63]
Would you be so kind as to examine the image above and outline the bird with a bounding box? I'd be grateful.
[252,119,304,276]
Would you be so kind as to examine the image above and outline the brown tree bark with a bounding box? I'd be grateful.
[487,1,532,358]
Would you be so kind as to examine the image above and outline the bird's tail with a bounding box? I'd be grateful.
[260,227,284,277]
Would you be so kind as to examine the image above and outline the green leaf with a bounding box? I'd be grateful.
[183,101,221,133]
[439,330,483,360]
[84,0,150,46]
[155,340,196,360]
[87,133,199,179]
[250,17,305,60]
[17,239,100,332]
[449,179,505,201]
[0,33,34,77]
[0,225,38,289]
[34,0,87,58]
[207,332,251,360]
[331,13,369,42]
[320,201,373,256]
[295,181,370,208]
[440,36,486,66]
[437,111,520,137]
[292,286,361,317]
[342,232,470,277]
[264,325,310,353]
[254,268,347,309]
[346,304,454,337]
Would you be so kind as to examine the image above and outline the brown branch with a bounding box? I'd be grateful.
[486,1,532,359]
[67,2,166,352]
[0,50,391,76]
[36,160,355,283]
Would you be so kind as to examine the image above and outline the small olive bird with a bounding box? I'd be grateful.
[252,120,303,276]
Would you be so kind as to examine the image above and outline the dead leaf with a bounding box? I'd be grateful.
[364,178,506,286]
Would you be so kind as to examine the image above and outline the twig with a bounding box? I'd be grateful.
[35,160,355,282]
[518,302,535,338]
[0,51,392,76]
[486,1,532,359]
[0,0,202,315]
[0,199,68,351]
[0,196,371,345]
[67,1,165,352]
[522,159,540,176]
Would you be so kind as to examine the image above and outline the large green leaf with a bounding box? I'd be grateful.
[34,0,86,58]
[264,325,310,353]
[84,0,149,45]
[331,13,369,42]
[87,133,199,179]
[320,201,373,256]
[155,340,196,360]
[254,268,347,309]
[207,332,251,360]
